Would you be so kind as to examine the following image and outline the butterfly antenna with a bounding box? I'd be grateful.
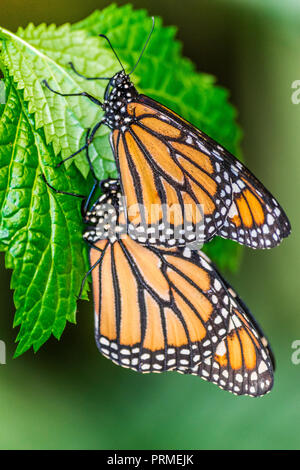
[98,34,125,72]
[129,16,155,75]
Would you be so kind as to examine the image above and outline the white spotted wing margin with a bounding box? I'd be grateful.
[83,182,240,375]
[176,252,274,397]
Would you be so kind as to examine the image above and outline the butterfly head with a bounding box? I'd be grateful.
[100,18,155,130]
[102,71,138,130]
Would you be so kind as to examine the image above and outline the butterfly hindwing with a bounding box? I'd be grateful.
[110,93,290,248]
[84,181,275,396]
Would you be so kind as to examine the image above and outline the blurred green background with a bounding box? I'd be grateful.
[0,0,298,450]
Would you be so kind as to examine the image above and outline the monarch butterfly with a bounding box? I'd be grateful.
[43,18,291,250]
[82,178,274,397]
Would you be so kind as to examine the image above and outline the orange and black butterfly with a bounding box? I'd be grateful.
[43,18,291,249]
[82,178,274,397]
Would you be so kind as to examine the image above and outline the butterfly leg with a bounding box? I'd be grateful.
[54,124,106,215]
[42,79,102,107]
[55,120,104,168]
[80,180,98,218]
[68,62,110,81]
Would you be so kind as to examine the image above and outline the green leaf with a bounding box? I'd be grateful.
[0,5,244,355]
[0,76,90,356]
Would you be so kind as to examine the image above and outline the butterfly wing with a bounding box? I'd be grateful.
[89,235,239,373]
[111,94,290,248]
[216,157,291,249]
[177,252,274,397]
[110,98,233,246]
